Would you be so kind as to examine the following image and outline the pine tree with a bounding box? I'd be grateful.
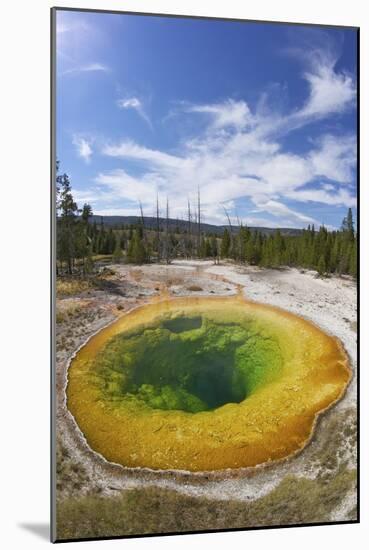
[220,229,230,258]
[84,244,94,274]
[120,232,126,250]
[57,171,79,274]
[341,207,355,241]
[272,230,284,267]
[245,238,254,264]
[261,238,273,267]
[349,242,357,278]
[210,235,218,264]
[253,232,262,264]
[112,238,123,264]
[81,203,93,224]
[205,238,212,257]
[127,230,147,264]
[317,254,326,276]
[330,234,340,273]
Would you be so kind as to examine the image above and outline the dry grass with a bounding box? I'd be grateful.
[56,300,86,324]
[308,408,356,480]
[56,278,93,297]
[56,467,356,540]
[56,270,118,298]
[56,407,357,539]
[56,439,91,497]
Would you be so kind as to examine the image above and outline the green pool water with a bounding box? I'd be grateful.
[92,314,283,413]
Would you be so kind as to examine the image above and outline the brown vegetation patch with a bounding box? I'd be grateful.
[308,408,356,480]
[56,299,90,324]
[56,467,356,540]
[56,439,91,498]
[56,278,93,297]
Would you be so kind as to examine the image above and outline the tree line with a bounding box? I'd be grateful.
[56,164,357,278]
[218,214,356,277]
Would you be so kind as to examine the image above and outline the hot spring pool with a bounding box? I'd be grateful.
[67,296,351,471]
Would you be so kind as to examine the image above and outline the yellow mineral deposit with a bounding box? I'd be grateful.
[67,296,351,471]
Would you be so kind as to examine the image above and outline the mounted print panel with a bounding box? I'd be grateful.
[51,7,358,542]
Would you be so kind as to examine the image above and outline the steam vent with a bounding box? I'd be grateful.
[67,296,351,471]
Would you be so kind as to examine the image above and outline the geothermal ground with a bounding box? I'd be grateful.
[55,260,357,536]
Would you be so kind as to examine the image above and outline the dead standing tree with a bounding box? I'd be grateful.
[138,200,149,261]
[197,186,201,257]
[187,199,193,259]
[156,194,161,262]
[236,211,243,261]
[163,197,172,264]
[223,205,234,258]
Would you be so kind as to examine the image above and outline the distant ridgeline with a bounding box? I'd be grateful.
[87,215,302,237]
[55,165,357,278]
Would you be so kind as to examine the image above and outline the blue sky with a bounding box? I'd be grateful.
[56,10,357,229]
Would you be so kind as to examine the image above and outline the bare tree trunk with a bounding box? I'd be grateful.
[156,194,161,262]
[187,199,192,259]
[197,186,201,257]
[139,200,145,238]
[236,212,242,261]
[139,200,148,261]
[165,197,170,264]
[223,205,234,255]
[139,200,145,228]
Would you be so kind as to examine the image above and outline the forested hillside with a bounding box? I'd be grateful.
[56,165,357,278]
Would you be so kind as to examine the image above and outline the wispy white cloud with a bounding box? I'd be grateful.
[298,64,355,119]
[103,140,183,169]
[56,15,110,76]
[285,32,356,122]
[56,23,71,35]
[187,99,253,130]
[308,134,356,183]
[77,40,356,228]
[56,18,91,35]
[285,186,356,208]
[96,168,158,204]
[116,97,152,128]
[73,189,103,205]
[73,136,93,163]
[97,124,355,226]
[252,199,317,225]
[62,63,110,76]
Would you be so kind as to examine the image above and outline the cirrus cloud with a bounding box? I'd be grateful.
[116,96,152,128]
[72,135,93,163]
[77,39,356,228]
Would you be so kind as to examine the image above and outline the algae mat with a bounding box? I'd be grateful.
[67,296,351,471]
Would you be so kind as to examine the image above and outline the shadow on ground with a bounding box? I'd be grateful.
[18,523,49,541]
